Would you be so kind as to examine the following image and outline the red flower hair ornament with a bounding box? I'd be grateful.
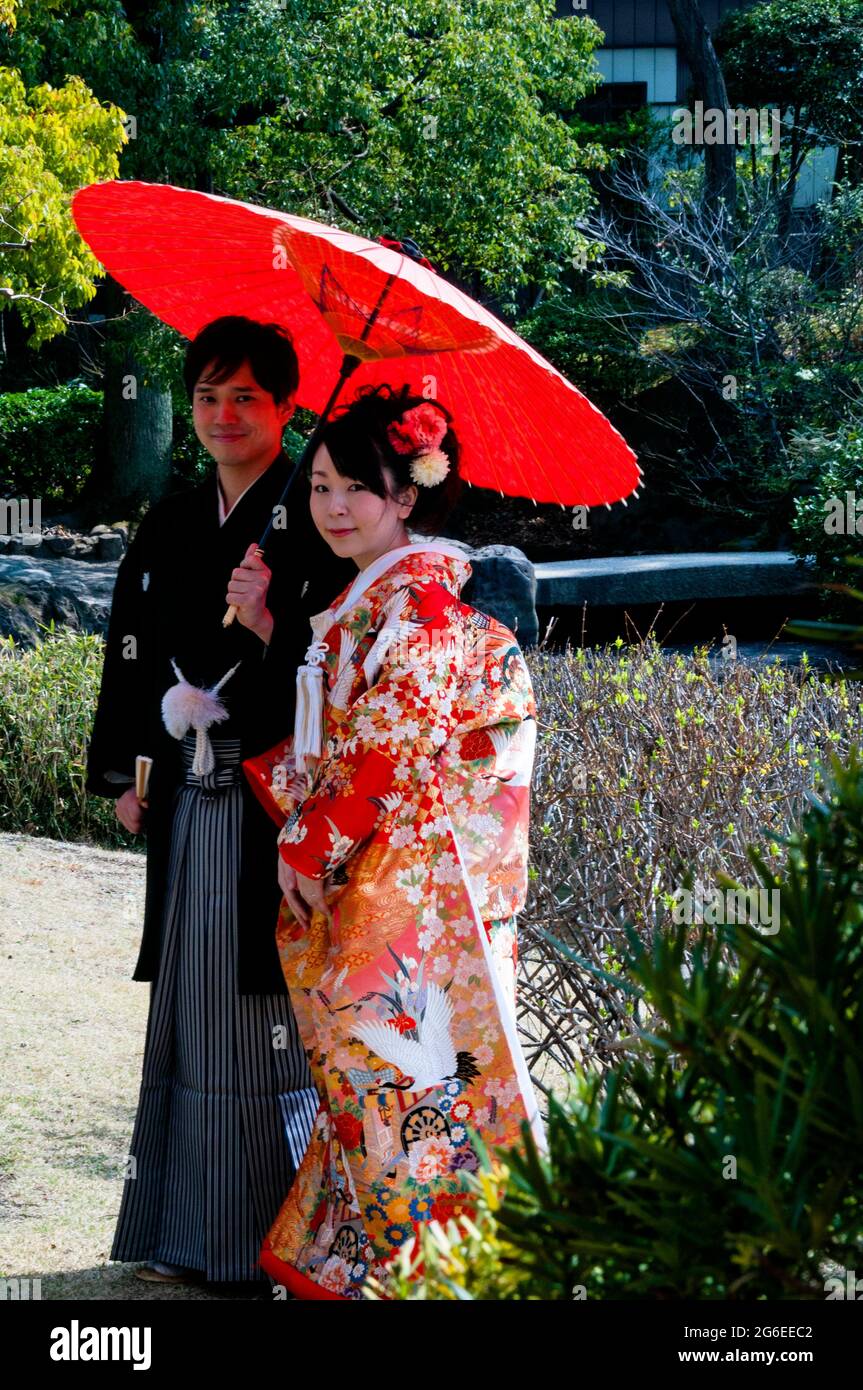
[386,403,451,488]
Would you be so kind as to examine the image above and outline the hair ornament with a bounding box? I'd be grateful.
[409,448,450,487]
[387,403,450,487]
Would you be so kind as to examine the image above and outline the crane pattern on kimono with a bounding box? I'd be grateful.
[349,982,482,1093]
[325,584,431,713]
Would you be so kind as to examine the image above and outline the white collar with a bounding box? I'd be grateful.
[217,474,260,525]
[333,541,469,620]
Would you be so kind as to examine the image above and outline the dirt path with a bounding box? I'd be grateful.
[0,832,267,1301]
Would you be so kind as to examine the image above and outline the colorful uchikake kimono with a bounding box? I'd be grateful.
[244,542,546,1300]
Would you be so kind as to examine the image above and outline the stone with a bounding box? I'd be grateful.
[413,532,539,646]
[4,535,44,557]
[71,538,99,560]
[45,535,76,556]
[461,543,538,647]
[97,532,125,561]
[533,551,816,608]
[0,551,119,646]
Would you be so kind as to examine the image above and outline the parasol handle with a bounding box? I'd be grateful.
[220,261,399,630]
[223,547,266,627]
[220,349,369,629]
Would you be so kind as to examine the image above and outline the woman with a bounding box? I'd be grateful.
[244,383,545,1299]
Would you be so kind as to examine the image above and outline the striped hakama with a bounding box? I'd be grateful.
[110,736,317,1282]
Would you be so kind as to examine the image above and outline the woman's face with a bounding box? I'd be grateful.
[309,443,418,571]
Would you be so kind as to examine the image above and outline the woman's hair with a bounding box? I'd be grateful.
[311,383,463,535]
[183,315,300,405]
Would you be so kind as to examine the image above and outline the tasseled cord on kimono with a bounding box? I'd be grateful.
[293,638,329,775]
[292,598,408,775]
[161,658,242,776]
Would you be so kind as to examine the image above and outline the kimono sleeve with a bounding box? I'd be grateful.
[85,512,156,799]
[277,579,464,881]
[243,735,307,828]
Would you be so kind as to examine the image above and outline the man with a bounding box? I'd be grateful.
[87,315,354,1285]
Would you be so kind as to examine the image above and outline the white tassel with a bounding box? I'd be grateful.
[193,726,215,777]
[161,658,241,776]
[293,639,329,773]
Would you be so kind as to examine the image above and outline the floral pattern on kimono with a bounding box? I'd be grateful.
[244,547,544,1300]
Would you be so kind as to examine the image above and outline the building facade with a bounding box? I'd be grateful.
[554,0,837,207]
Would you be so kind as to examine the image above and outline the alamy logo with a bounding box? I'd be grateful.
[49,1321,152,1370]
[825,1270,863,1299]
[0,496,42,536]
[671,877,780,934]
[672,101,781,155]
[824,491,863,535]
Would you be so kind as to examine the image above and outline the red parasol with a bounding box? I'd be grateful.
[71,180,641,509]
[73,180,642,624]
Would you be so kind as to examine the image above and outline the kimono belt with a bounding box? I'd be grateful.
[181,737,245,798]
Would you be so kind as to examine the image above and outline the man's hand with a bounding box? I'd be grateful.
[116,786,147,834]
[226,542,274,644]
[277,853,332,928]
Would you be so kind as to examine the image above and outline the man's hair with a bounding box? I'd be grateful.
[183,315,300,404]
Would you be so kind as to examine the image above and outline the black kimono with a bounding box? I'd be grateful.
[87,450,355,1281]
[87,448,354,992]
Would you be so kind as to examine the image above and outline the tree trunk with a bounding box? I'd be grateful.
[82,276,173,520]
[777,119,803,246]
[667,0,736,220]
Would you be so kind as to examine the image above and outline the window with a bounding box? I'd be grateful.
[577,81,648,122]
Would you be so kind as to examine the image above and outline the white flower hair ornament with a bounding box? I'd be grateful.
[386,403,451,488]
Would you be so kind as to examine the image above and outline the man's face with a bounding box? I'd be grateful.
[192,358,295,470]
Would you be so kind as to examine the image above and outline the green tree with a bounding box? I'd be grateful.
[0,35,126,345]
[1,0,607,508]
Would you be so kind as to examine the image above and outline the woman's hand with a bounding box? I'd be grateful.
[296,871,333,924]
[278,855,333,928]
[278,856,309,927]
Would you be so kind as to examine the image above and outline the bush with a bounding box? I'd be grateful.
[0,383,101,505]
[521,639,863,1092]
[789,420,863,611]
[2,627,862,1015]
[381,748,863,1299]
[0,628,133,846]
[0,380,315,511]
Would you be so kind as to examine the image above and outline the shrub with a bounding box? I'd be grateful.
[521,639,863,1093]
[0,628,132,846]
[789,420,863,612]
[0,383,101,505]
[0,380,308,511]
